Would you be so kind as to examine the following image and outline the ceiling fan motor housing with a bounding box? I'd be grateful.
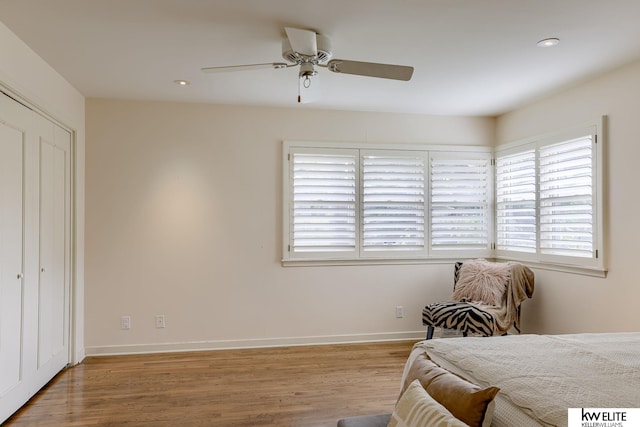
[282,33,332,64]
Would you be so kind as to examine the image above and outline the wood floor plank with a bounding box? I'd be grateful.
[4,341,416,426]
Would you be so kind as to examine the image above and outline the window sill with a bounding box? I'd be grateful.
[282,256,608,277]
[281,257,461,267]
[492,257,608,278]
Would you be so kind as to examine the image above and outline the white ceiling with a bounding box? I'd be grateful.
[2,0,640,116]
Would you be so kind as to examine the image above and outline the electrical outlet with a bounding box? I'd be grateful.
[395,306,404,318]
[155,314,166,329]
[121,315,131,330]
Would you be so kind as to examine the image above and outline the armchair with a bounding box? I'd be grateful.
[422,259,534,339]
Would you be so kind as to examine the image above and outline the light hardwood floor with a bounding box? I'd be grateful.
[4,341,416,426]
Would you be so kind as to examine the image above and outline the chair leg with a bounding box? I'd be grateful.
[426,325,434,340]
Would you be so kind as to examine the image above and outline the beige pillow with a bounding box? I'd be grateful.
[400,353,499,427]
[389,379,468,427]
[452,260,510,306]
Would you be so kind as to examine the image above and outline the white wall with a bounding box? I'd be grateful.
[7,9,637,356]
[85,99,495,354]
[0,22,86,362]
[496,59,640,334]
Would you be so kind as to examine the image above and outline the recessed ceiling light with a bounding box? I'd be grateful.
[536,38,560,48]
[174,80,190,86]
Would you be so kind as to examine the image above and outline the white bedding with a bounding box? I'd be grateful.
[405,333,640,427]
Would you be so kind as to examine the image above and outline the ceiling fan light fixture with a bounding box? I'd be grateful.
[174,79,190,86]
[298,62,317,78]
[298,69,321,103]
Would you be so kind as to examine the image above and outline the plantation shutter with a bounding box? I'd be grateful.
[430,155,491,250]
[539,136,594,258]
[361,151,426,255]
[291,150,357,256]
[496,150,537,253]
[284,122,603,270]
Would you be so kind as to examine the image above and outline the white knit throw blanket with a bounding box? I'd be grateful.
[420,333,640,427]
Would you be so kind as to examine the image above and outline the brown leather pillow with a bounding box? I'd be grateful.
[400,352,499,427]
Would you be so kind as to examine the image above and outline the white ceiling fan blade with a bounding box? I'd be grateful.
[201,63,289,73]
[325,59,414,81]
[284,27,317,57]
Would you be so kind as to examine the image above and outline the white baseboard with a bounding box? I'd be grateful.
[85,330,427,356]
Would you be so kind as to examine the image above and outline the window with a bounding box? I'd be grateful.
[290,149,357,258]
[283,142,492,262]
[430,153,492,254]
[496,149,536,253]
[361,151,427,257]
[495,121,604,271]
[284,118,604,274]
[539,136,594,258]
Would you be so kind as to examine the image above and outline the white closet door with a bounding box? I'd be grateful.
[0,118,25,399]
[36,127,71,379]
[0,92,71,423]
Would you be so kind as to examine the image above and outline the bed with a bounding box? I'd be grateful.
[400,332,640,427]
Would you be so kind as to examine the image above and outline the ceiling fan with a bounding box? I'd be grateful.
[201,27,414,102]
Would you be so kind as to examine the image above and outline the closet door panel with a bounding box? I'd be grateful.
[37,135,70,370]
[0,121,24,397]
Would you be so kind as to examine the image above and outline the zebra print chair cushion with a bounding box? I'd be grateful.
[422,262,497,338]
[422,301,495,337]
